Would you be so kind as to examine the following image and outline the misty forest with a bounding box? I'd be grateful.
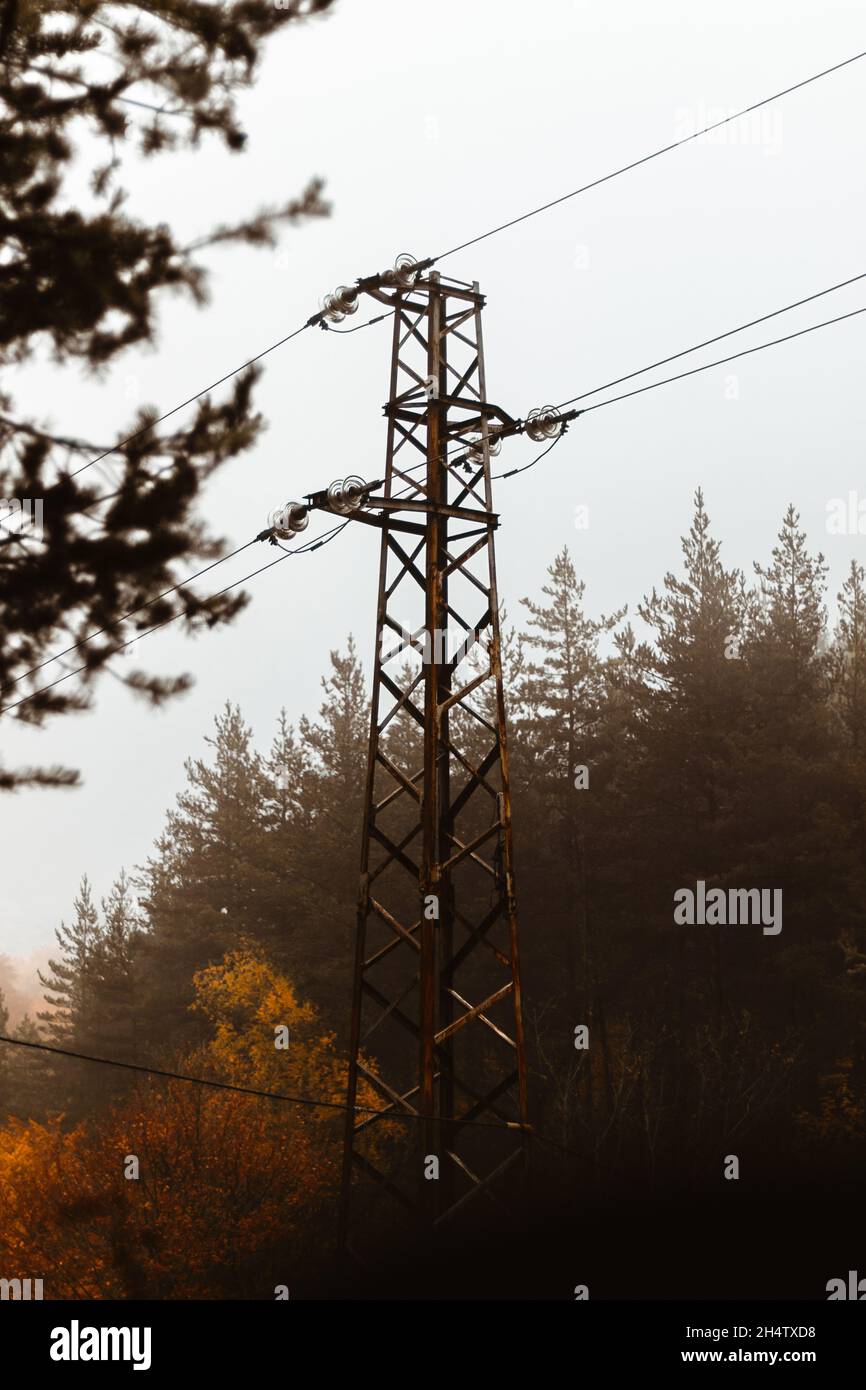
[2,493,866,1295]
[1,0,865,1305]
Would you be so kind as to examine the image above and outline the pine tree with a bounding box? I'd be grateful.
[37,875,100,1111]
[300,637,369,834]
[133,655,369,1056]
[89,871,139,1079]
[0,0,333,786]
[0,987,8,1115]
[831,561,866,752]
[519,553,621,961]
[295,639,369,1029]
[519,549,622,778]
[298,639,368,874]
[38,875,99,1045]
[751,503,828,693]
[258,709,347,1020]
[136,702,274,1052]
[740,504,835,933]
[632,488,747,880]
[827,562,866,959]
[263,710,314,836]
[515,548,624,1127]
[5,1013,57,1119]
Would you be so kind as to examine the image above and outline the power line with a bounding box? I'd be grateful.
[62,307,394,486]
[491,304,866,482]
[9,58,198,119]
[1,314,391,539]
[528,1126,629,1180]
[10,284,862,686]
[0,1033,625,1170]
[67,322,314,479]
[484,298,866,484]
[494,432,565,481]
[16,310,391,537]
[8,48,859,1222]
[322,310,395,334]
[2,538,260,692]
[433,47,866,262]
[405,274,866,484]
[572,303,866,415]
[0,524,345,717]
[556,269,866,408]
[396,271,866,488]
[78,458,188,518]
[271,520,349,555]
[38,48,866,490]
[15,47,864,521]
[0,1033,524,1132]
[5,57,865,707]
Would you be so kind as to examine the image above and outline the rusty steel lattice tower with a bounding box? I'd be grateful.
[336,266,530,1252]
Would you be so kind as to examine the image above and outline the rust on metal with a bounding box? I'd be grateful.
[337,272,529,1253]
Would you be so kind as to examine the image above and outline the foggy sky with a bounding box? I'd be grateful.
[2,0,865,964]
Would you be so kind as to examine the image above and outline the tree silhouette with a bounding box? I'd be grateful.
[0,0,334,786]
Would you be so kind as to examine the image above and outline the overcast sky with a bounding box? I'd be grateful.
[2,0,865,973]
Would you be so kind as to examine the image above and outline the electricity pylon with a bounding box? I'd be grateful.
[320,263,532,1255]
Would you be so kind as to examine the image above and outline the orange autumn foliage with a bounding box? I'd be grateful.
[797,1058,866,1144]
[0,947,385,1298]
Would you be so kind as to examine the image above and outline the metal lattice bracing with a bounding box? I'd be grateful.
[337,271,529,1253]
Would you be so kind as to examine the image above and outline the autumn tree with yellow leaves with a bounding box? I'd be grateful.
[0,947,383,1298]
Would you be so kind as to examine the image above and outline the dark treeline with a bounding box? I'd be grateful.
[2,491,866,1291]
